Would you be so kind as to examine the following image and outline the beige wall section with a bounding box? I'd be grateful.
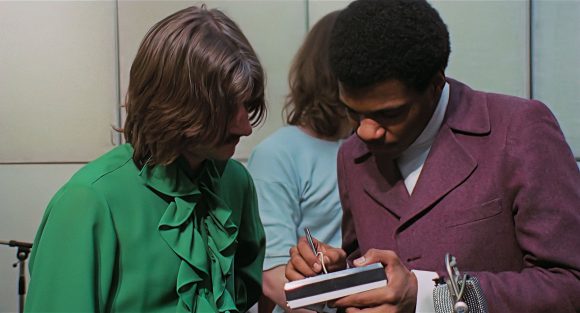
[532,1,580,157]
[308,0,349,24]
[0,1,118,163]
[117,0,307,161]
[309,0,529,98]
[0,164,83,312]
[433,0,530,98]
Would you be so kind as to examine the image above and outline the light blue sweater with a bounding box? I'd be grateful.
[247,126,343,271]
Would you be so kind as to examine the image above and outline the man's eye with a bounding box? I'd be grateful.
[375,110,400,119]
[371,106,409,120]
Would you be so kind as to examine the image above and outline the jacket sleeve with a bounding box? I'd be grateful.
[25,183,117,312]
[467,100,580,313]
[337,145,361,264]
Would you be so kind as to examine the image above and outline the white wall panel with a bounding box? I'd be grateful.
[0,164,83,312]
[432,0,530,98]
[0,2,118,163]
[308,0,349,26]
[531,1,580,157]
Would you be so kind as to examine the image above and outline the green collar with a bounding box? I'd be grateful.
[138,157,223,197]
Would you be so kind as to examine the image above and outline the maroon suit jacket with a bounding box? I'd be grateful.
[337,78,580,312]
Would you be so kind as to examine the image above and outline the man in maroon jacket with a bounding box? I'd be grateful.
[286,1,580,312]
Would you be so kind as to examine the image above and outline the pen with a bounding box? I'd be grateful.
[304,227,318,255]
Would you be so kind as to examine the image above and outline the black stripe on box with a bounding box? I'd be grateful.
[285,264,387,301]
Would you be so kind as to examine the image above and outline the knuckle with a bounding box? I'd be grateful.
[366,248,380,260]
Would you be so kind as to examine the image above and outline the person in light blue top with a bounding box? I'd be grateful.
[247,10,353,313]
[249,127,343,269]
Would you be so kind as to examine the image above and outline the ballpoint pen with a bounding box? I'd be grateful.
[304,227,318,255]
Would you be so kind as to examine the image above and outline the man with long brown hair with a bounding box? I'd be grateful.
[25,6,267,312]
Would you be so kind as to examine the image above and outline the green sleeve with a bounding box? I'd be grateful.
[25,183,118,312]
[233,174,266,312]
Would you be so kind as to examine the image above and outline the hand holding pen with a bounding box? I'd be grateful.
[304,227,329,274]
[285,227,348,281]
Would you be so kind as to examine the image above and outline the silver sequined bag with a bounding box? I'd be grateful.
[433,276,488,313]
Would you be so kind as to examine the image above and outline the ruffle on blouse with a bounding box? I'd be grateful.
[139,159,239,312]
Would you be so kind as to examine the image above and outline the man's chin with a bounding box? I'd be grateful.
[213,146,237,161]
[212,153,234,161]
[367,144,404,159]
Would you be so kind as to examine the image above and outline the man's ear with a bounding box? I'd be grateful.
[432,71,446,94]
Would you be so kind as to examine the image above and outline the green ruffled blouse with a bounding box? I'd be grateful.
[25,144,265,312]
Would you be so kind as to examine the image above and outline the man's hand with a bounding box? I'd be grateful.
[285,236,347,281]
[330,249,418,313]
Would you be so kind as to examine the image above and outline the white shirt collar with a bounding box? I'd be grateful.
[397,82,450,194]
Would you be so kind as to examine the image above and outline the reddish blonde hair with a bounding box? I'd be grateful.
[284,11,346,138]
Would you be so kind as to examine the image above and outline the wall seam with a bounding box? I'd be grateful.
[113,0,123,146]
[528,0,534,99]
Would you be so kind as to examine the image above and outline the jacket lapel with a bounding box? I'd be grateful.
[362,155,410,219]
[398,126,477,228]
[398,79,489,229]
[349,134,411,219]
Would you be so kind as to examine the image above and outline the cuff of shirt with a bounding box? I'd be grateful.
[412,270,439,313]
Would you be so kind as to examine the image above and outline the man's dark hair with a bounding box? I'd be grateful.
[329,0,450,92]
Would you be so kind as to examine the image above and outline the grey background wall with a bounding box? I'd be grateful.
[1,1,579,311]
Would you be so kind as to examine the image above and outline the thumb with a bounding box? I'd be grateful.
[353,256,368,266]
[354,249,398,267]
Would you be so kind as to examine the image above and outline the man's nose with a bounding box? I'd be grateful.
[356,118,385,142]
[229,105,252,137]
